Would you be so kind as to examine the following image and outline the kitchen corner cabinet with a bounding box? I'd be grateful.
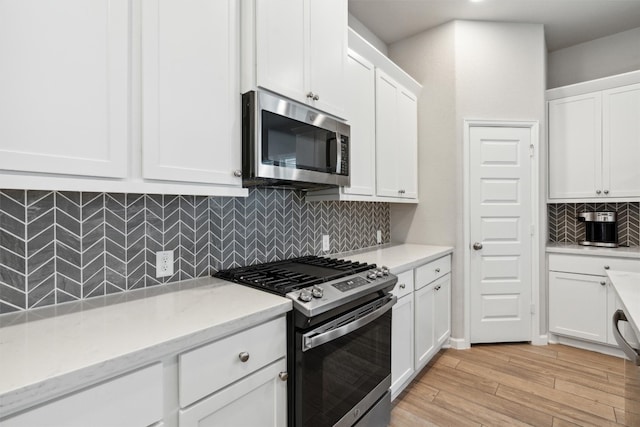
[243,0,347,118]
[390,254,451,400]
[0,0,128,179]
[305,30,420,204]
[375,70,418,200]
[141,0,242,187]
[548,254,640,347]
[548,82,640,200]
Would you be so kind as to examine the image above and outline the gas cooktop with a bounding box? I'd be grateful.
[214,255,397,317]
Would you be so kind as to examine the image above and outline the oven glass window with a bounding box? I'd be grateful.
[262,110,337,173]
[296,310,391,427]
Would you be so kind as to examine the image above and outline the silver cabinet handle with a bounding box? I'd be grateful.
[238,352,250,362]
[399,283,406,289]
[306,92,314,99]
[435,268,441,273]
[278,372,288,381]
[233,170,242,177]
[596,189,602,194]
[435,285,441,291]
[600,281,606,286]
[312,94,319,101]
[604,190,609,195]
[473,242,483,250]
[604,265,610,270]
[612,310,640,365]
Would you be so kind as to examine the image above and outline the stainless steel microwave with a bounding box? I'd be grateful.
[241,90,350,190]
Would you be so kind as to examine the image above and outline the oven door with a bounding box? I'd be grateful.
[295,295,395,427]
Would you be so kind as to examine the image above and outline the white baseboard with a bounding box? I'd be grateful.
[548,334,624,358]
[531,334,548,346]
[448,337,470,350]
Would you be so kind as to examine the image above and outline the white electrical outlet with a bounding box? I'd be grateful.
[322,234,330,252]
[156,250,174,278]
[376,230,382,244]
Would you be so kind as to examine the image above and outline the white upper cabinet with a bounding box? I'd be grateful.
[602,83,640,198]
[547,75,640,201]
[0,0,128,178]
[376,70,418,200]
[246,0,347,118]
[342,50,375,197]
[142,0,242,187]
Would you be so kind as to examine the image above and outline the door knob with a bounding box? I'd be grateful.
[596,189,602,195]
[312,94,320,101]
[238,352,250,362]
[233,170,242,177]
[306,92,315,99]
[604,189,609,195]
[278,372,288,381]
[473,242,483,250]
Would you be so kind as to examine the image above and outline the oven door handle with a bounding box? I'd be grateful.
[302,296,397,352]
[612,309,640,366]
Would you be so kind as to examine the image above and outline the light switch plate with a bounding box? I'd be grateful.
[322,235,330,251]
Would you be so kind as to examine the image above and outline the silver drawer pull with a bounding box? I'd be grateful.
[399,284,406,289]
[238,352,250,362]
[435,268,441,273]
[279,372,288,381]
[600,281,606,286]
[604,265,610,270]
[435,285,441,291]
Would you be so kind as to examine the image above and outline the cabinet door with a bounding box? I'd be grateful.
[548,93,602,199]
[0,0,128,178]
[391,293,414,398]
[395,88,418,199]
[375,70,418,199]
[306,0,346,118]
[602,83,640,198]
[414,283,435,370]
[434,274,451,347]
[179,359,287,427]
[142,0,241,186]
[549,271,607,343]
[343,50,375,196]
[255,0,305,103]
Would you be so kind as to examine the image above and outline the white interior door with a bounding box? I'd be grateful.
[470,126,532,343]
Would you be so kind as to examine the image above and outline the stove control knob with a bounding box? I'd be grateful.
[299,290,313,302]
[311,286,324,298]
[381,266,390,276]
[367,272,377,280]
[376,269,384,277]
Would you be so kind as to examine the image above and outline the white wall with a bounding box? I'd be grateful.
[348,13,389,56]
[388,20,546,343]
[548,26,640,88]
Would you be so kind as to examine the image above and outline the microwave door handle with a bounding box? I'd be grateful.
[612,309,640,366]
[335,132,342,174]
[302,296,396,352]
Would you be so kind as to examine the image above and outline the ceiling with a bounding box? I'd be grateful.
[348,0,640,51]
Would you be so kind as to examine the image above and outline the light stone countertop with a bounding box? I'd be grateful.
[338,243,454,274]
[0,277,292,417]
[546,242,640,259]
[607,270,640,340]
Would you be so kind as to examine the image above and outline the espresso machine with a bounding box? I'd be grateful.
[577,211,618,247]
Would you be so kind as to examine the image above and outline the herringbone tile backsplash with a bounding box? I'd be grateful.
[548,202,640,246]
[0,188,390,313]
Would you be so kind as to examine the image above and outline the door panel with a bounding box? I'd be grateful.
[470,126,532,343]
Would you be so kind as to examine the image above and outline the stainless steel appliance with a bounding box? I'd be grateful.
[215,256,397,427]
[242,90,350,190]
[577,211,618,247]
[612,310,640,426]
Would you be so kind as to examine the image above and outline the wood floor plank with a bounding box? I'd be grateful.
[392,344,626,427]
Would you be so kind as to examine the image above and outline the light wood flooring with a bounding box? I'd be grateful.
[391,343,628,427]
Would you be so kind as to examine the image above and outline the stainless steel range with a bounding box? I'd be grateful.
[215,256,397,427]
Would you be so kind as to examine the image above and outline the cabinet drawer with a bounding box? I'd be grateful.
[2,364,163,427]
[391,270,414,298]
[179,316,286,408]
[549,254,640,276]
[415,255,451,289]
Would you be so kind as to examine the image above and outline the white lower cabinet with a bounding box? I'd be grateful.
[179,359,287,427]
[548,253,640,347]
[1,364,163,427]
[390,254,451,399]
